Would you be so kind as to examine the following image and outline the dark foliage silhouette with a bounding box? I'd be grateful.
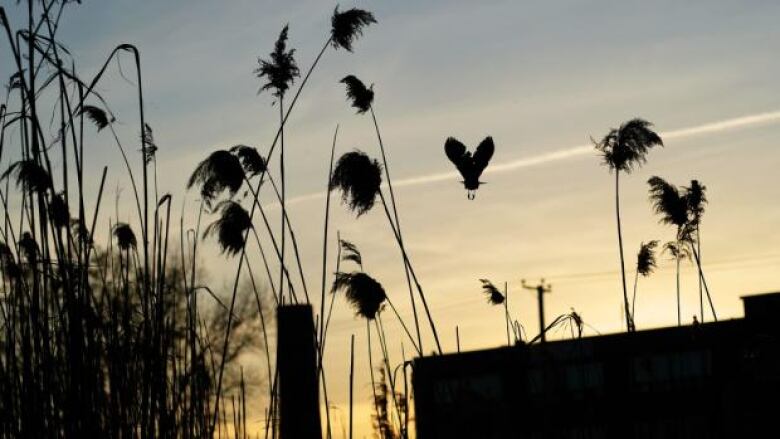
[444,136,495,199]
[80,104,111,131]
[0,242,20,279]
[209,6,378,433]
[18,232,39,263]
[648,176,689,325]
[49,191,71,229]
[112,222,137,250]
[143,123,158,164]
[340,238,363,269]
[372,368,402,439]
[204,200,253,256]
[594,119,663,172]
[338,72,428,356]
[332,271,387,320]
[664,240,691,261]
[648,176,688,229]
[331,150,382,216]
[685,180,707,225]
[341,75,374,114]
[593,118,662,331]
[187,150,245,201]
[648,176,717,323]
[637,240,660,277]
[0,2,372,437]
[480,279,505,305]
[684,179,708,320]
[331,6,377,52]
[255,24,299,98]
[2,159,53,193]
[230,144,266,177]
[631,240,659,323]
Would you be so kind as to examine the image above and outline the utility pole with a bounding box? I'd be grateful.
[522,279,552,343]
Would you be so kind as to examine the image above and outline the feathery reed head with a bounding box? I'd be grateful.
[2,160,52,194]
[480,279,505,305]
[340,75,374,114]
[112,223,137,250]
[0,242,20,279]
[684,179,707,224]
[70,218,91,246]
[339,239,363,269]
[331,150,382,216]
[256,24,299,99]
[80,105,111,131]
[230,145,267,177]
[18,232,39,264]
[636,240,659,277]
[594,118,663,173]
[677,222,698,244]
[663,240,691,261]
[332,271,386,319]
[49,192,70,229]
[331,6,376,52]
[142,123,157,164]
[187,150,245,202]
[204,200,252,256]
[647,176,688,228]
[8,71,24,91]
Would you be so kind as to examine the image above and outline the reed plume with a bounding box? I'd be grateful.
[332,271,386,320]
[204,200,252,256]
[594,118,662,331]
[187,150,245,202]
[331,150,382,216]
[341,75,374,114]
[331,6,376,52]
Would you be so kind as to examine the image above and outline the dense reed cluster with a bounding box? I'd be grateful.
[0,2,264,438]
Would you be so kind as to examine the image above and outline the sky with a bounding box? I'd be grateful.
[2,0,780,437]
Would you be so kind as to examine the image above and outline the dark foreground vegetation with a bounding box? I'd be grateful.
[0,2,722,438]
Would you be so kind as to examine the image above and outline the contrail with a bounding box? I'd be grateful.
[285,110,780,206]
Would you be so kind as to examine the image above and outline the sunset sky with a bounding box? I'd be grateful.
[2,0,779,437]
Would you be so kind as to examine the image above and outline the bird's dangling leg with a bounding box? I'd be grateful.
[467,191,475,200]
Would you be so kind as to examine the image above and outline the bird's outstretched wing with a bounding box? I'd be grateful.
[444,137,467,166]
[472,136,494,174]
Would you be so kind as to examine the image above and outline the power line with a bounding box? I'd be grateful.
[515,252,780,283]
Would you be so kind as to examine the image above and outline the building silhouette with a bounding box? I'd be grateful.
[413,292,780,438]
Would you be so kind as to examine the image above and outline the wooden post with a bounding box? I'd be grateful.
[522,279,552,343]
[277,304,322,439]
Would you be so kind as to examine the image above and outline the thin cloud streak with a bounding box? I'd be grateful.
[281,110,780,207]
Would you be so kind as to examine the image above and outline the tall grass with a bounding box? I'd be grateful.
[0,3,265,438]
[0,2,452,438]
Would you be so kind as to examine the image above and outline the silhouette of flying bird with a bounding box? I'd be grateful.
[444,136,495,199]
